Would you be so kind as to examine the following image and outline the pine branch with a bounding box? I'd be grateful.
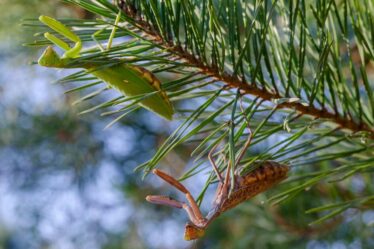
[115,0,373,138]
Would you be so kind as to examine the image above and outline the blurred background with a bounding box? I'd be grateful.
[0,1,373,249]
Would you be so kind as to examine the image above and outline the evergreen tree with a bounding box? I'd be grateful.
[27,0,374,246]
